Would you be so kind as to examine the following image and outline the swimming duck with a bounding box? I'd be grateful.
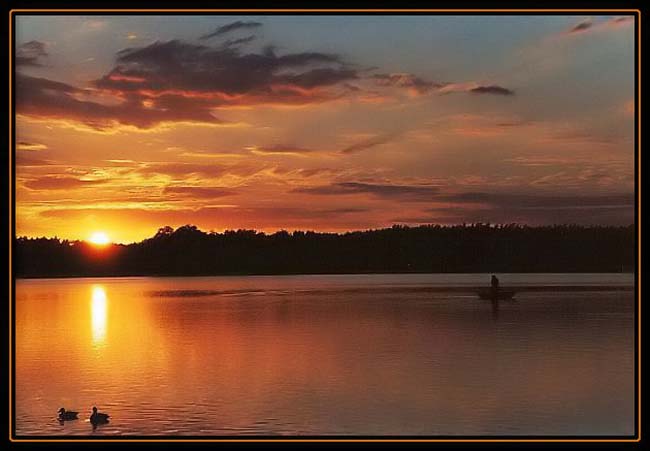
[57,407,79,420]
[90,406,110,425]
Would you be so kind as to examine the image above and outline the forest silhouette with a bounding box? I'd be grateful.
[14,223,635,278]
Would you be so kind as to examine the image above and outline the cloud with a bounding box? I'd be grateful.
[24,175,106,190]
[371,73,442,95]
[438,192,634,209]
[611,16,634,25]
[15,29,514,130]
[95,39,509,108]
[163,186,238,198]
[340,134,397,154]
[568,20,593,34]
[16,73,221,130]
[294,178,634,212]
[296,168,335,178]
[55,39,355,128]
[565,16,634,36]
[16,40,48,67]
[135,161,264,179]
[222,35,256,48]
[294,182,440,201]
[199,21,263,40]
[247,144,316,155]
[392,192,634,226]
[371,73,515,97]
[469,85,515,96]
[16,141,48,151]
[277,68,359,89]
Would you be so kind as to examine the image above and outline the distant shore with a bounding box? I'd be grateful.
[14,272,636,286]
[14,224,635,278]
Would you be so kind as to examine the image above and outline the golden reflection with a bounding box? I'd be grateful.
[91,286,108,345]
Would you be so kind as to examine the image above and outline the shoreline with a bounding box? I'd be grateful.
[13,270,636,281]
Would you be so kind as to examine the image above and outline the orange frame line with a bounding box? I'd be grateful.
[7,8,642,443]
[7,8,644,12]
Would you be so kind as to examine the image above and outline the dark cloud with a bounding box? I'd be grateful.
[469,85,515,96]
[343,83,361,92]
[16,40,48,67]
[103,41,346,94]
[340,134,397,154]
[295,182,633,213]
[495,120,532,127]
[565,17,633,36]
[24,175,106,190]
[439,192,634,209]
[371,73,515,98]
[277,68,358,88]
[391,192,634,226]
[16,73,219,129]
[16,30,513,129]
[222,35,256,48]
[294,182,440,201]
[199,21,263,40]
[163,186,238,198]
[611,16,634,24]
[568,20,593,34]
[371,73,443,94]
[78,40,356,127]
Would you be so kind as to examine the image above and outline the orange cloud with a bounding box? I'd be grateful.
[23,175,107,191]
[16,141,48,151]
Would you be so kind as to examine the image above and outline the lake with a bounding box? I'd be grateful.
[14,273,635,437]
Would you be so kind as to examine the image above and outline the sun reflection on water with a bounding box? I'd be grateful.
[91,286,108,346]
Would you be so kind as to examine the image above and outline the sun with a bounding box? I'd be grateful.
[89,231,110,246]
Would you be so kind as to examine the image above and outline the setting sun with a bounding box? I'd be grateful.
[89,232,110,246]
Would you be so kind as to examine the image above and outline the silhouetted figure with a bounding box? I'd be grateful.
[90,406,110,429]
[57,407,78,421]
[491,274,500,293]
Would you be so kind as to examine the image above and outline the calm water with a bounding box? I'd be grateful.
[15,274,635,437]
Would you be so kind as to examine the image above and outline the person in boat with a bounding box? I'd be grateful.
[490,275,500,294]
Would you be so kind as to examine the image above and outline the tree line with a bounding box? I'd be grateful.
[13,223,635,278]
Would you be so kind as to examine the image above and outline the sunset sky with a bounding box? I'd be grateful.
[14,15,635,244]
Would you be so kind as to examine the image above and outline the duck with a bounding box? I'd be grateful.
[57,407,79,421]
[89,406,110,425]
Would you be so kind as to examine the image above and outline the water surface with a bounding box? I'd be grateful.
[15,273,635,436]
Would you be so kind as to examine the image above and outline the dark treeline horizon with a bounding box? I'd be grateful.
[14,223,635,278]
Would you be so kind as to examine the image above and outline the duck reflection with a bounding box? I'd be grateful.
[91,286,108,346]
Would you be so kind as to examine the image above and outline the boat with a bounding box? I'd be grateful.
[476,288,516,300]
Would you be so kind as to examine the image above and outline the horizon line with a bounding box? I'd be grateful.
[14,222,636,246]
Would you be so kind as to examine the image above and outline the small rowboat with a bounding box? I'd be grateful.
[476,288,516,300]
